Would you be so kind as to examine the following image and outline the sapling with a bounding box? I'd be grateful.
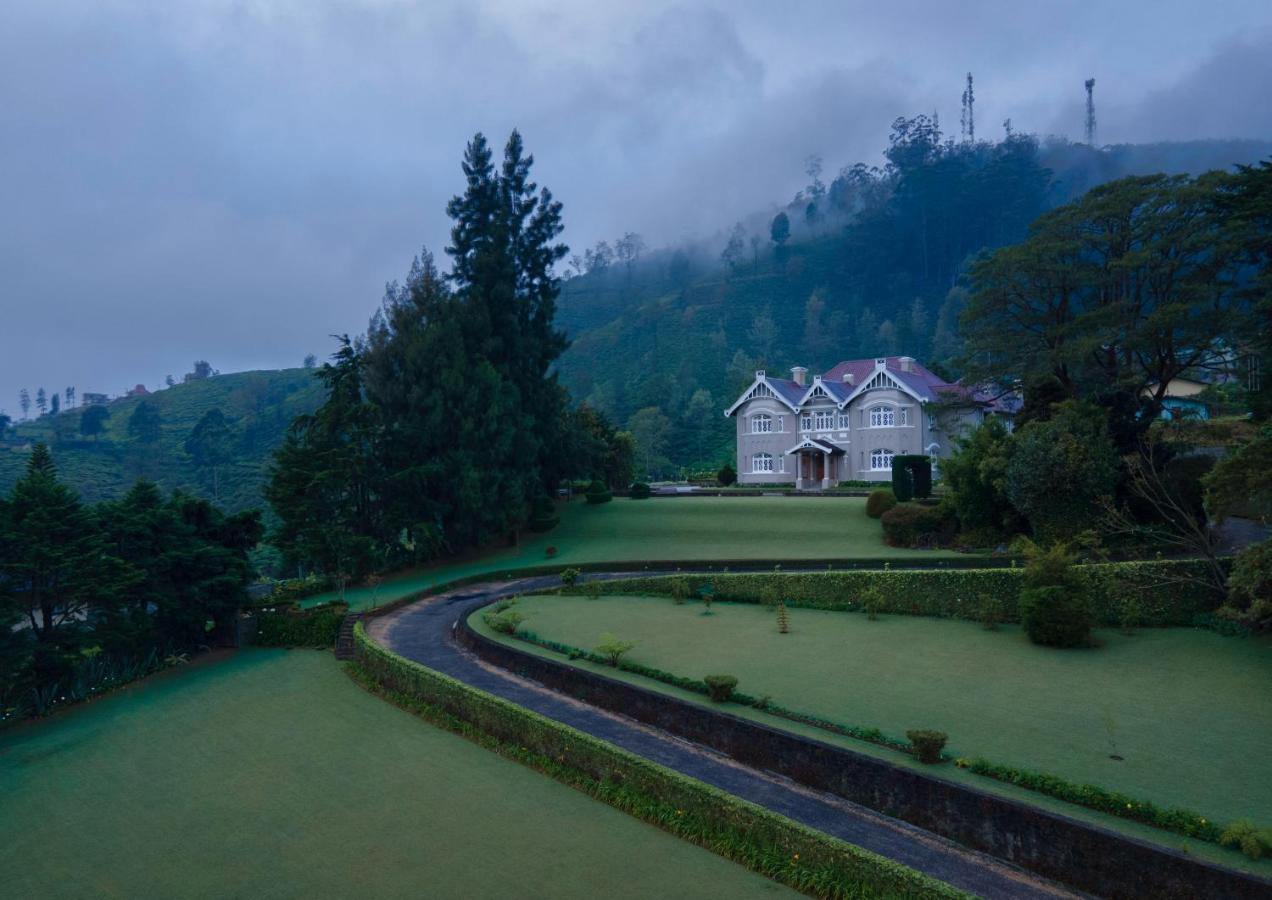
[595,633,636,667]
[777,601,790,634]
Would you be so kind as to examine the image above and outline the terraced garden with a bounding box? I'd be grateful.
[0,649,796,899]
[305,495,969,611]
[477,592,1272,829]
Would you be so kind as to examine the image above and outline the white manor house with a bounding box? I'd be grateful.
[724,356,1013,489]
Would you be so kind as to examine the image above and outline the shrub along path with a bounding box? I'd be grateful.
[368,574,1076,900]
[499,593,1272,825]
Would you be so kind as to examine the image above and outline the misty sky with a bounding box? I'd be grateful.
[3,1,1272,415]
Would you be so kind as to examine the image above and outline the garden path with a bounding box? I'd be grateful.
[367,574,1078,900]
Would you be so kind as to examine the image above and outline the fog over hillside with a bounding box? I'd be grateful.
[2,1,1272,410]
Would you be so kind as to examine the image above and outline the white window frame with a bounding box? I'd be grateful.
[869,405,895,428]
[800,414,812,432]
[814,409,834,431]
[752,452,775,473]
[751,413,773,434]
[837,411,851,429]
[899,407,910,426]
[870,448,895,471]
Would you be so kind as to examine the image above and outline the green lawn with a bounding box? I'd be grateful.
[311,496,966,611]
[491,594,1272,827]
[0,650,794,899]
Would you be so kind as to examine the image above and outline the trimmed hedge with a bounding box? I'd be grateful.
[569,559,1224,627]
[352,625,964,899]
[957,757,1222,843]
[864,489,896,519]
[880,503,955,548]
[585,479,613,505]
[629,481,652,500]
[254,603,346,648]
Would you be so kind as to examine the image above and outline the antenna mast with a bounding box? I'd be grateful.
[961,72,975,143]
[1084,78,1096,145]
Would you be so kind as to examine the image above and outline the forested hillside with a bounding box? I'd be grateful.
[0,369,322,514]
[555,131,1272,475]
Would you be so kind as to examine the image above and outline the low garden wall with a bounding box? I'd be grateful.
[578,558,1223,626]
[457,615,1269,900]
[351,624,964,900]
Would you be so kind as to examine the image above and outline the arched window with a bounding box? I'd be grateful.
[870,448,894,471]
[752,452,775,473]
[751,413,773,433]
[869,405,895,427]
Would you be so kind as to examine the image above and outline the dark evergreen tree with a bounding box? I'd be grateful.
[185,408,236,501]
[127,399,162,444]
[79,404,110,442]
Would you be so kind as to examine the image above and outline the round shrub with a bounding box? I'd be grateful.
[906,729,948,764]
[1019,585,1093,647]
[704,674,738,702]
[629,481,652,499]
[527,496,559,532]
[585,478,613,505]
[879,502,955,548]
[717,462,737,486]
[865,489,897,518]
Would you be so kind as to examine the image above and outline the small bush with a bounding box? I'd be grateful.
[484,610,526,635]
[717,462,737,486]
[977,593,1005,630]
[879,503,955,548]
[629,481,652,499]
[584,581,602,600]
[698,579,715,614]
[560,567,580,587]
[585,479,613,504]
[1220,820,1272,860]
[595,632,636,667]
[669,578,690,605]
[527,496,560,532]
[776,601,789,633]
[906,729,948,764]
[1119,598,1143,635]
[860,587,884,621]
[865,489,897,519]
[1020,586,1092,647]
[703,674,739,702]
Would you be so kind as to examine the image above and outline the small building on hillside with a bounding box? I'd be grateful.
[125,384,150,398]
[80,392,110,406]
[1146,375,1212,421]
[724,356,1014,489]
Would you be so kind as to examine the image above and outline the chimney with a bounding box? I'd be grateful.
[899,356,915,373]
[842,372,855,385]
[790,366,807,387]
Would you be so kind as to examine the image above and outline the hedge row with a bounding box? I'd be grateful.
[502,625,1236,849]
[516,629,913,754]
[351,624,965,900]
[254,604,346,648]
[573,559,1224,627]
[956,758,1222,843]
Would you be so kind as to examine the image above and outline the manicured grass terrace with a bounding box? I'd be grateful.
[485,593,1272,829]
[307,496,967,611]
[0,649,794,899]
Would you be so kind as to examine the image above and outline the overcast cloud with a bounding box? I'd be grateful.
[2,0,1272,410]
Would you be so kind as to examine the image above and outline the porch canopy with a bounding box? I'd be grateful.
[783,437,845,457]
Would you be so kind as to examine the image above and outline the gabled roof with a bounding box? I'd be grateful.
[724,372,802,416]
[796,376,850,406]
[822,357,952,404]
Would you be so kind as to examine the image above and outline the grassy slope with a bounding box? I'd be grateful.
[494,594,1272,827]
[310,496,965,611]
[0,369,322,514]
[0,649,794,899]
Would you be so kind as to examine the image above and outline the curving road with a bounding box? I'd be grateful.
[366,574,1080,900]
